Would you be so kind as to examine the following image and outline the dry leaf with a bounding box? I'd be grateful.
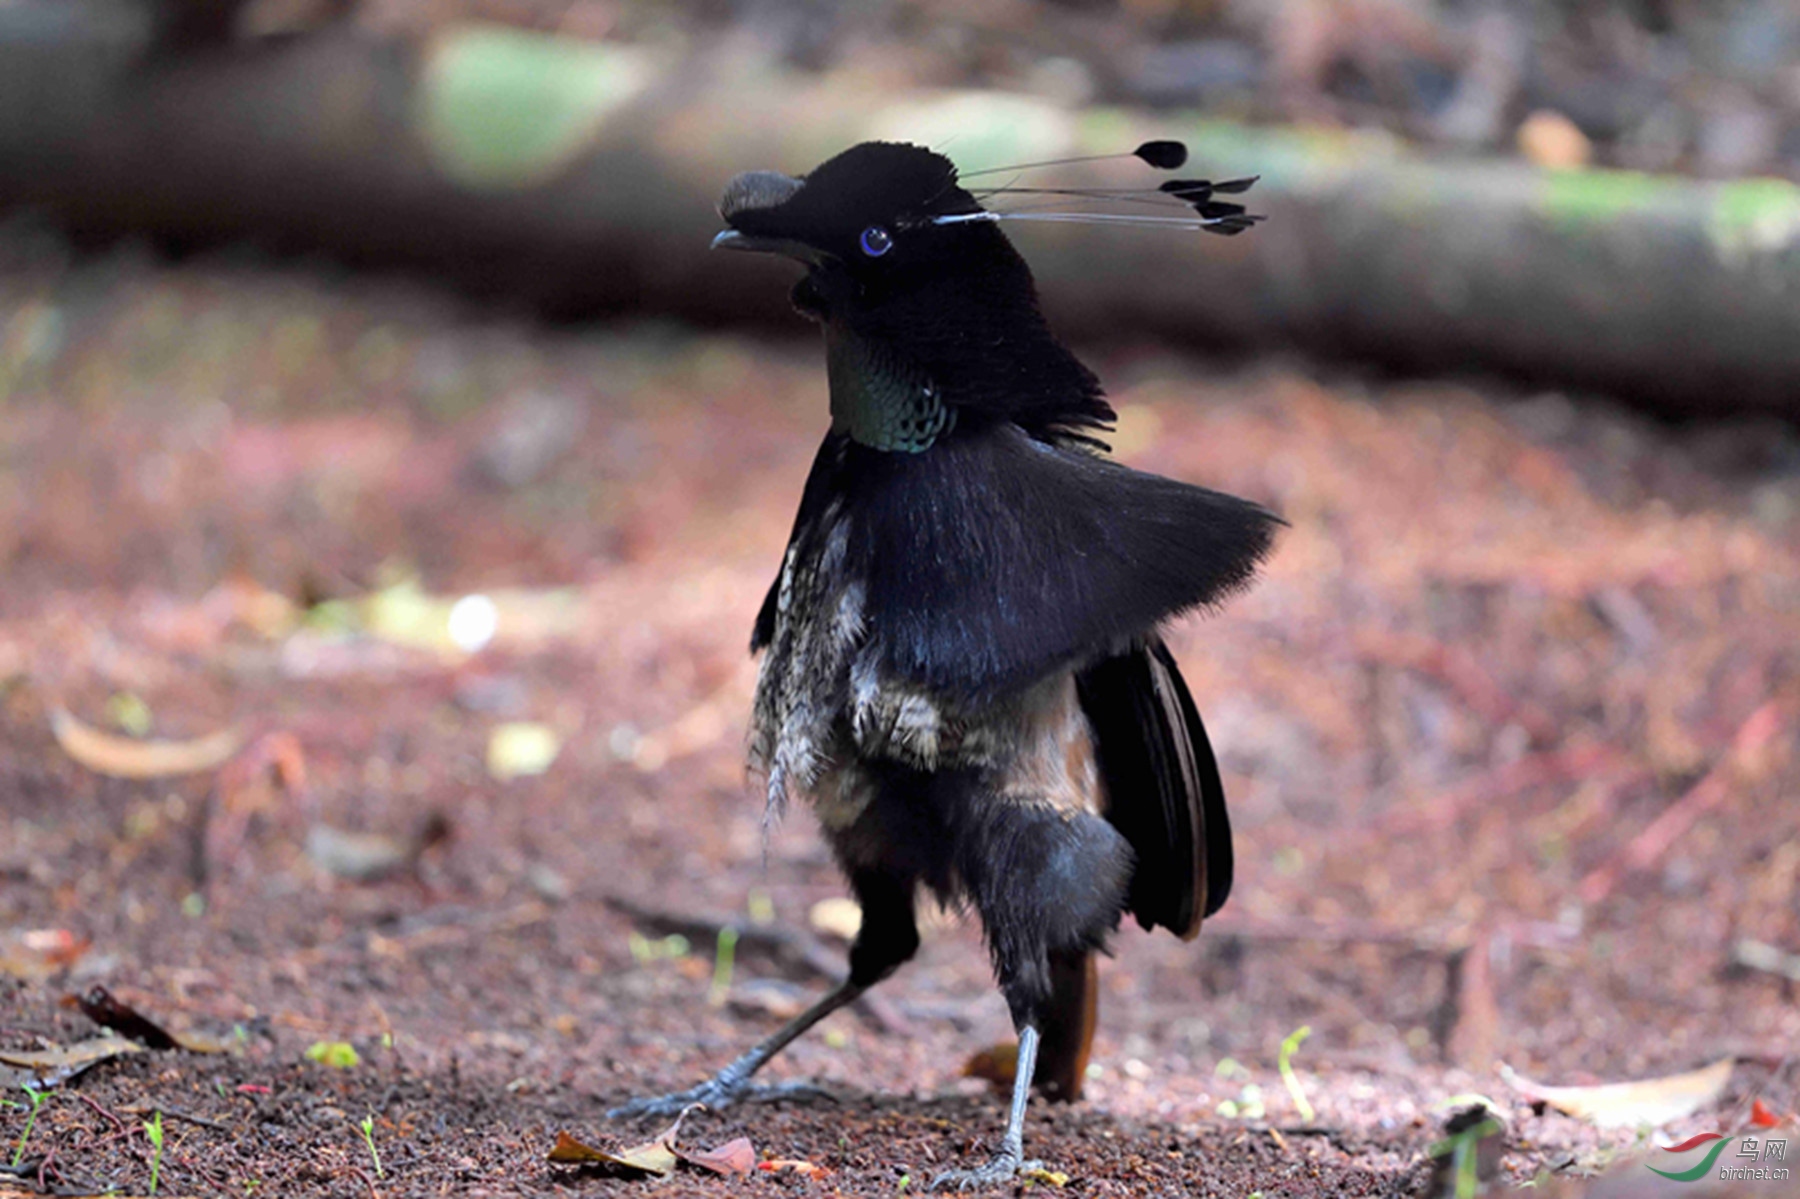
[51,708,240,779]
[728,979,808,1021]
[808,896,862,941]
[0,1035,143,1087]
[674,1136,756,1175]
[306,826,414,881]
[68,985,177,1049]
[1501,1058,1734,1128]
[166,1029,232,1054]
[487,722,560,780]
[547,1130,676,1176]
[548,1131,616,1165]
[306,814,449,882]
[1022,1166,1071,1186]
[1517,109,1591,168]
[758,1158,829,1178]
[962,1041,1019,1093]
[360,580,583,655]
[0,929,91,981]
[601,1135,679,1176]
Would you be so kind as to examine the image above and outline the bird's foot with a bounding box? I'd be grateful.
[607,1076,833,1120]
[927,1153,1044,1192]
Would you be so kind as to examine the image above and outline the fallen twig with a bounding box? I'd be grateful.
[119,1105,229,1133]
[1733,939,1800,982]
[1371,743,1634,838]
[604,896,907,1035]
[1205,914,1460,953]
[1578,701,1784,905]
[1444,927,1499,1071]
[75,1094,124,1138]
[343,1163,379,1199]
[1354,630,1560,745]
[606,895,843,978]
[1245,1125,1360,1155]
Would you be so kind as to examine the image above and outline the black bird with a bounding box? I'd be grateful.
[611,141,1279,1189]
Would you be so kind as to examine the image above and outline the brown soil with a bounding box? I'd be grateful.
[1,252,1796,1197]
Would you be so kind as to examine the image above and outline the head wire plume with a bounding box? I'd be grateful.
[941,140,1264,236]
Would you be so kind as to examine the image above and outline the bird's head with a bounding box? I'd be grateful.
[713,141,1022,323]
[711,138,1258,441]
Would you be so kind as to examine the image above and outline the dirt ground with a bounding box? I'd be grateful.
[1,249,1797,1197]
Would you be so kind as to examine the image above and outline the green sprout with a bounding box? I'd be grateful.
[145,1110,165,1195]
[627,931,690,964]
[10,1085,46,1168]
[1277,1025,1315,1123]
[304,1040,361,1069]
[708,925,739,1006]
[357,1114,384,1179]
[1428,1115,1502,1199]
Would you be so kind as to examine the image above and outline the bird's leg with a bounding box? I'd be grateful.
[928,1023,1044,1192]
[930,800,1134,1189]
[607,979,862,1118]
[610,867,919,1121]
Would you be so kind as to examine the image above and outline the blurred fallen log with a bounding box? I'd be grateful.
[4,6,1800,412]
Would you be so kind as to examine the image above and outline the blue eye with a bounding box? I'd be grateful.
[859,225,893,257]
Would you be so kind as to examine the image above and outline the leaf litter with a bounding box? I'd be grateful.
[548,1104,755,1178]
[1500,1058,1736,1128]
[0,930,90,982]
[49,707,241,779]
[0,1036,143,1089]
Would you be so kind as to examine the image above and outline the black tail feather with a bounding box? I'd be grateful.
[1077,638,1233,937]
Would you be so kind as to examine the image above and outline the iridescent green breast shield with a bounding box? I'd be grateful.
[827,329,955,453]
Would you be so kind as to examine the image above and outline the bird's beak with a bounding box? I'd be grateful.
[710,229,778,253]
[713,169,825,263]
[710,228,826,263]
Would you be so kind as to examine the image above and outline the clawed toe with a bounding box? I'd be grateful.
[606,1080,726,1120]
[605,1092,694,1120]
[752,1079,839,1105]
[927,1155,1043,1192]
[607,1077,834,1121]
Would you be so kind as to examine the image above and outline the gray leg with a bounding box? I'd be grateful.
[610,871,919,1120]
[928,1024,1046,1191]
[608,979,862,1119]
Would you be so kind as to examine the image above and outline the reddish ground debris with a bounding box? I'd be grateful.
[0,256,1797,1197]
